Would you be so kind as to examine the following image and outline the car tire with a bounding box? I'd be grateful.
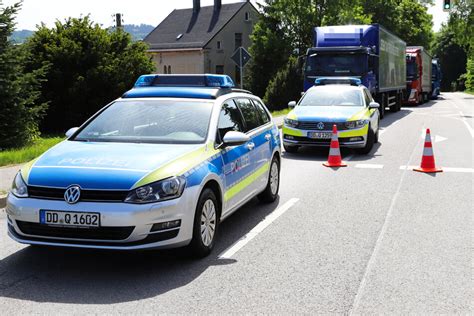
[187,188,219,258]
[258,156,280,203]
[284,144,299,153]
[357,125,375,154]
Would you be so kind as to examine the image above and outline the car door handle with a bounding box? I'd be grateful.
[246,142,255,151]
[265,133,271,141]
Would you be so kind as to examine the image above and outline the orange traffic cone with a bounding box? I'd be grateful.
[323,124,347,167]
[414,128,442,173]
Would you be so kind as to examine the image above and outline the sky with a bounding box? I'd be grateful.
[3,0,449,32]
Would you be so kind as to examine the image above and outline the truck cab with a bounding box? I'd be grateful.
[405,46,432,105]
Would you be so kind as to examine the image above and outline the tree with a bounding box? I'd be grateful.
[0,1,47,149]
[24,16,155,133]
[263,56,303,111]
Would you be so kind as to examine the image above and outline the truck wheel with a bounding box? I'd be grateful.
[379,95,386,119]
[357,125,375,154]
[284,144,299,153]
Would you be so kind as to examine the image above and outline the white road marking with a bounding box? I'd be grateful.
[420,130,447,143]
[459,111,474,138]
[355,164,384,169]
[218,198,299,259]
[400,165,474,173]
[349,129,421,315]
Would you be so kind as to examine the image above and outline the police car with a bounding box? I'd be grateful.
[7,74,281,257]
[283,77,380,154]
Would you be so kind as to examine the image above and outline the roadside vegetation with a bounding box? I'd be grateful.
[0,136,63,167]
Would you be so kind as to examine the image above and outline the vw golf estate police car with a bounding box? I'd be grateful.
[7,74,281,257]
[283,77,380,154]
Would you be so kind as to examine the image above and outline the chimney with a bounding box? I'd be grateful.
[193,0,200,13]
[214,0,221,11]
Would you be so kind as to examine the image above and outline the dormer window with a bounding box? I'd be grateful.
[245,12,250,21]
[217,41,222,50]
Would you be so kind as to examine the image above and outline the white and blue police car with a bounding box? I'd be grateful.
[7,74,281,257]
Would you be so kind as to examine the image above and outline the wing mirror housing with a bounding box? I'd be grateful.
[368,102,380,109]
[288,101,297,109]
[65,127,79,138]
[219,131,250,149]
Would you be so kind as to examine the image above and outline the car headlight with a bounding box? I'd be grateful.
[284,118,299,128]
[345,120,369,129]
[11,172,28,198]
[125,176,186,204]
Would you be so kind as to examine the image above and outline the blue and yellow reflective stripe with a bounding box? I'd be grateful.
[224,161,270,202]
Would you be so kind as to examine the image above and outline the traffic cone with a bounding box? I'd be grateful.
[414,128,442,173]
[323,124,347,167]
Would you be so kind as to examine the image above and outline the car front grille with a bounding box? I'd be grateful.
[16,220,134,240]
[297,122,348,131]
[28,186,129,202]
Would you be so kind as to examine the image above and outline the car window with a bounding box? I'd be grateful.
[235,98,261,132]
[217,101,245,142]
[363,89,372,106]
[73,100,213,144]
[300,86,364,107]
[251,99,270,125]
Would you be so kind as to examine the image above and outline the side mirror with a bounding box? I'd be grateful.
[221,131,250,148]
[288,101,297,109]
[65,127,79,138]
[368,102,380,109]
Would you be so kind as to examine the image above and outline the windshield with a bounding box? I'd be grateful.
[406,60,418,79]
[300,87,364,107]
[73,99,214,144]
[305,53,367,76]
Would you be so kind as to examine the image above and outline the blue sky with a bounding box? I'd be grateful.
[3,0,448,32]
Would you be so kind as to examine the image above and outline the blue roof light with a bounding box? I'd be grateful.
[314,77,362,86]
[133,74,235,88]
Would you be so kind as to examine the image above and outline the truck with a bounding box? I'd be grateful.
[405,46,432,105]
[304,24,406,118]
[431,58,441,99]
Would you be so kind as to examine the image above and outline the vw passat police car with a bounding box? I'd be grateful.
[7,74,281,257]
[283,77,380,154]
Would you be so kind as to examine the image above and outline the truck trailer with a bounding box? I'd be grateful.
[405,46,432,105]
[431,58,441,99]
[304,24,406,118]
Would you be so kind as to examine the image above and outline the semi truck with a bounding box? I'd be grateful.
[405,46,432,105]
[304,24,406,118]
[431,58,441,99]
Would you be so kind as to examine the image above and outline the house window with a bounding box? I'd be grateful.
[217,41,222,50]
[244,12,250,21]
[234,33,242,50]
[164,65,167,74]
[168,65,171,74]
[216,65,224,74]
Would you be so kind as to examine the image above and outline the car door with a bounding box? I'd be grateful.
[217,100,255,215]
[364,89,379,132]
[234,98,273,194]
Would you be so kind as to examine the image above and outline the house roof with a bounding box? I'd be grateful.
[144,2,250,51]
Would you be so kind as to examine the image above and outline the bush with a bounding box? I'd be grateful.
[465,58,474,91]
[263,57,303,111]
[0,2,48,149]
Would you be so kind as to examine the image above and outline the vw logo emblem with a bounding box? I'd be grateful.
[317,122,325,130]
[64,185,81,204]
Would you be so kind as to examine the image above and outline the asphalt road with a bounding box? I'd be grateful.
[0,92,472,314]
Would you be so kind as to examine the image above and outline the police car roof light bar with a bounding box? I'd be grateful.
[314,77,362,86]
[134,74,235,88]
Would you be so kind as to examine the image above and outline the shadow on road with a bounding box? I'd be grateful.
[0,197,281,304]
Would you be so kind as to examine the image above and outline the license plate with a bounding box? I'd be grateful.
[40,210,100,227]
[307,132,332,139]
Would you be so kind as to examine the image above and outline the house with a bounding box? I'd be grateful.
[143,0,259,86]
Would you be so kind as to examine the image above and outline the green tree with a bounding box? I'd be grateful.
[263,56,303,111]
[24,16,155,133]
[0,1,47,149]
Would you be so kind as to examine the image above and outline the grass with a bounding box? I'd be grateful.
[0,136,64,167]
[271,108,291,117]
[463,90,474,95]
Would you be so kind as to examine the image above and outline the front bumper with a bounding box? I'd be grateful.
[6,186,200,250]
[282,125,368,148]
